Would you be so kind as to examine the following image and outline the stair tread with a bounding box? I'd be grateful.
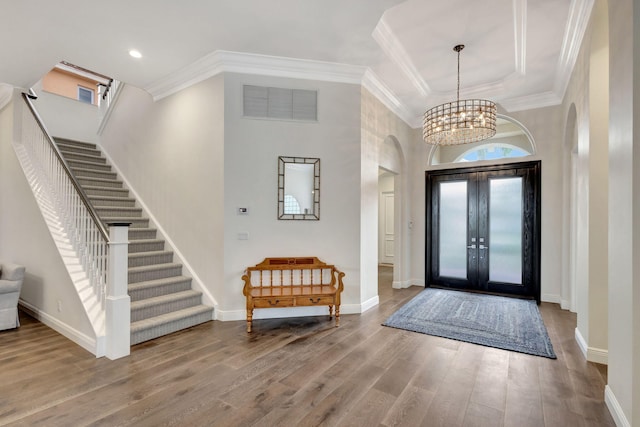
[83,185,127,190]
[61,154,106,164]
[54,137,97,147]
[96,206,142,212]
[131,290,202,309]
[71,167,116,175]
[129,250,173,258]
[89,195,136,202]
[78,177,123,184]
[131,305,212,332]
[128,262,181,273]
[102,216,148,223]
[128,275,192,290]
[67,159,110,167]
[129,238,165,244]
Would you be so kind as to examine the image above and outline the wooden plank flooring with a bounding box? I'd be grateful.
[0,267,615,426]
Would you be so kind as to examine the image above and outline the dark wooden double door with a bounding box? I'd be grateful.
[426,161,541,302]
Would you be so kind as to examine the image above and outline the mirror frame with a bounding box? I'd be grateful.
[278,156,320,220]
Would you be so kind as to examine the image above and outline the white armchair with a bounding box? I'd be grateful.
[0,260,25,330]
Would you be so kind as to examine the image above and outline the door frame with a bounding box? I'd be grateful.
[425,160,541,302]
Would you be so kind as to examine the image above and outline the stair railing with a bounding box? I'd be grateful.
[20,92,130,359]
[97,78,122,134]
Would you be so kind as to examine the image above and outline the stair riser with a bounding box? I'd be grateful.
[55,139,97,149]
[129,229,158,240]
[90,198,136,208]
[129,280,192,301]
[57,145,101,157]
[129,241,165,253]
[60,152,106,164]
[107,218,149,228]
[129,266,182,283]
[78,178,123,189]
[72,169,117,180]
[129,253,174,268]
[131,310,212,345]
[96,208,143,218]
[67,160,112,172]
[131,295,202,322]
[84,187,129,197]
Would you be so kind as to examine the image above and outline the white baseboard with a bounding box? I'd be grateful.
[216,299,379,322]
[575,327,588,359]
[541,293,561,304]
[574,327,608,365]
[360,296,379,312]
[391,280,413,289]
[605,385,631,427]
[19,299,101,357]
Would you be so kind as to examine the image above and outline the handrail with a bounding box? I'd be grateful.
[21,92,110,241]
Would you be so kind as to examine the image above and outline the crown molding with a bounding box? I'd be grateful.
[554,0,595,97]
[146,50,367,101]
[362,69,420,127]
[513,0,527,76]
[372,17,431,97]
[499,90,562,112]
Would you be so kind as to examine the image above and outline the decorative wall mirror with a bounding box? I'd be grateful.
[278,156,320,220]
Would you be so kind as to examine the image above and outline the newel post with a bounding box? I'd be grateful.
[106,222,130,360]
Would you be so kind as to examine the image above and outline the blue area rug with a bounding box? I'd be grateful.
[383,288,556,359]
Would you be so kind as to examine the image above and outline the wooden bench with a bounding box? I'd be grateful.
[242,257,345,333]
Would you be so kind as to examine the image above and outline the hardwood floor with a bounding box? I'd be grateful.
[0,266,615,426]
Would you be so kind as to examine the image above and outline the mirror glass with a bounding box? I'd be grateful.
[278,156,320,220]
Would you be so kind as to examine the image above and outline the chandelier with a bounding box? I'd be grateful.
[423,45,497,145]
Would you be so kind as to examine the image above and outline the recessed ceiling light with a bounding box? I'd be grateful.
[129,49,142,59]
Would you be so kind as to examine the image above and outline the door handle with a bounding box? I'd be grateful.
[467,244,476,249]
[479,244,489,249]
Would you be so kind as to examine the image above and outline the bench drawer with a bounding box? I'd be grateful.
[253,297,295,308]
[299,296,336,306]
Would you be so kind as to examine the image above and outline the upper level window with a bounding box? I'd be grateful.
[456,143,530,163]
[77,86,94,104]
[430,116,536,165]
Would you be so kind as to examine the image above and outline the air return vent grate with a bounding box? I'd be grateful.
[243,85,317,121]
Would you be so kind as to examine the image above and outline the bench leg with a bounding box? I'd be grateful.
[328,304,334,319]
[247,309,253,333]
[335,305,340,327]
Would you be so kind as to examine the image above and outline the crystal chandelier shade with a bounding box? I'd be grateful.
[423,45,497,145]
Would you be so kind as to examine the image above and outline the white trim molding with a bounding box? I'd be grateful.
[554,0,595,98]
[499,90,563,112]
[575,327,609,365]
[605,386,631,427]
[146,50,366,101]
[372,17,431,97]
[512,0,528,76]
[19,299,103,357]
[217,298,379,322]
[146,49,420,128]
[361,69,418,127]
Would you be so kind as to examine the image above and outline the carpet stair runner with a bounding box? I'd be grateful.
[54,137,213,345]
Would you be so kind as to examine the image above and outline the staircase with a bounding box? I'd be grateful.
[54,137,213,345]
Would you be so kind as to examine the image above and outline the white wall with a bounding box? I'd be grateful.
[99,78,225,310]
[31,85,101,143]
[222,73,363,318]
[607,0,639,424]
[361,89,417,294]
[0,92,97,353]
